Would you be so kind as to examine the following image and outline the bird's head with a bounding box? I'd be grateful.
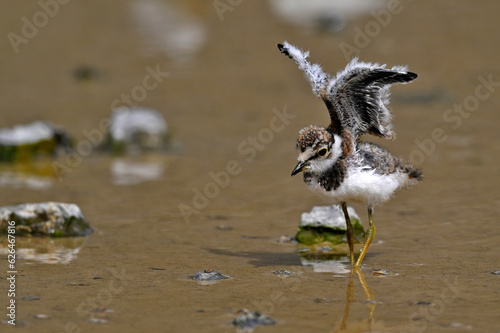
[291,125,343,177]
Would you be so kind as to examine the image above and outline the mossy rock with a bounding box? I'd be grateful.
[0,202,92,237]
[0,121,71,162]
[296,223,365,246]
[295,205,365,248]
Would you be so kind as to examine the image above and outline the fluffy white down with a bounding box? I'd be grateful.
[307,166,410,206]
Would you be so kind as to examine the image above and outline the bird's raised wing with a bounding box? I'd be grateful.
[277,41,417,139]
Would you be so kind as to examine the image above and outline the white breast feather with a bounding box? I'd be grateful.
[307,166,409,206]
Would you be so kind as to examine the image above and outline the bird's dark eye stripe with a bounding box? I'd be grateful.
[305,155,316,163]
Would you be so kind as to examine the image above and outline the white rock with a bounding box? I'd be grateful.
[129,0,206,61]
[300,205,361,230]
[110,107,167,142]
[0,202,91,237]
[0,121,54,146]
[269,0,385,32]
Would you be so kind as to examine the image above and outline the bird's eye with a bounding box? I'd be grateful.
[317,147,329,157]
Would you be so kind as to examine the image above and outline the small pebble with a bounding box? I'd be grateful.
[447,322,472,329]
[93,308,114,314]
[208,215,229,220]
[34,314,49,319]
[73,65,102,81]
[314,297,335,303]
[273,268,292,276]
[233,309,276,329]
[191,269,230,284]
[22,296,40,301]
[216,225,233,231]
[68,283,90,286]
[412,301,434,306]
[88,318,109,324]
[490,270,500,275]
[277,235,294,243]
[372,269,391,277]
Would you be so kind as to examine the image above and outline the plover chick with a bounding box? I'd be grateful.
[278,41,422,269]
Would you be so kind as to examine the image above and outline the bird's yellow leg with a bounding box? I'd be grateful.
[341,202,355,268]
[354,206,376,269]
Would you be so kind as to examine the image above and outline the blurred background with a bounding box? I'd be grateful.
[0,1,499,332]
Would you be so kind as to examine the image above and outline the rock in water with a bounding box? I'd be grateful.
[190,269,230,285]
[108,107,168,155]
[269,0,385,33]
[300,205,361,230]
[233,309,276,329]
[0,121,71,162]
[296,205,364,248]
[0,202,92,237]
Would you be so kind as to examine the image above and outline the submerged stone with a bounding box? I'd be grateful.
[296,205,364,248]
[191,269,229,281]
[232,309,276,329]
[0,121,71,162]
[0,202,92,237]
[107,107,168,155]
[273,268,292,276]
[372,269,392,277]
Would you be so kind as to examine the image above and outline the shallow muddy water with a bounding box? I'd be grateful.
[1,1,500,332]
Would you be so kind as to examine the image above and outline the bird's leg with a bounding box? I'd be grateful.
[341,202,355,268]
[355,205,376,269]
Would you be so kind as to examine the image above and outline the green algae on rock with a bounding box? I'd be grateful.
[0,202,92,237]
[0,121,72,162]
[296,205,365,251]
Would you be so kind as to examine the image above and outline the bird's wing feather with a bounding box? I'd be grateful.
[277,42,330,98]
[277,42,417,139]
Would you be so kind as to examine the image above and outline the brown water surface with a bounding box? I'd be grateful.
[0,1,499,332]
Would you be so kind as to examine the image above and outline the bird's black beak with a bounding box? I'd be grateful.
[291,161,308,177]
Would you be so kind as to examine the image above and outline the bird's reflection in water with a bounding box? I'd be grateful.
[334,270,376,333]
